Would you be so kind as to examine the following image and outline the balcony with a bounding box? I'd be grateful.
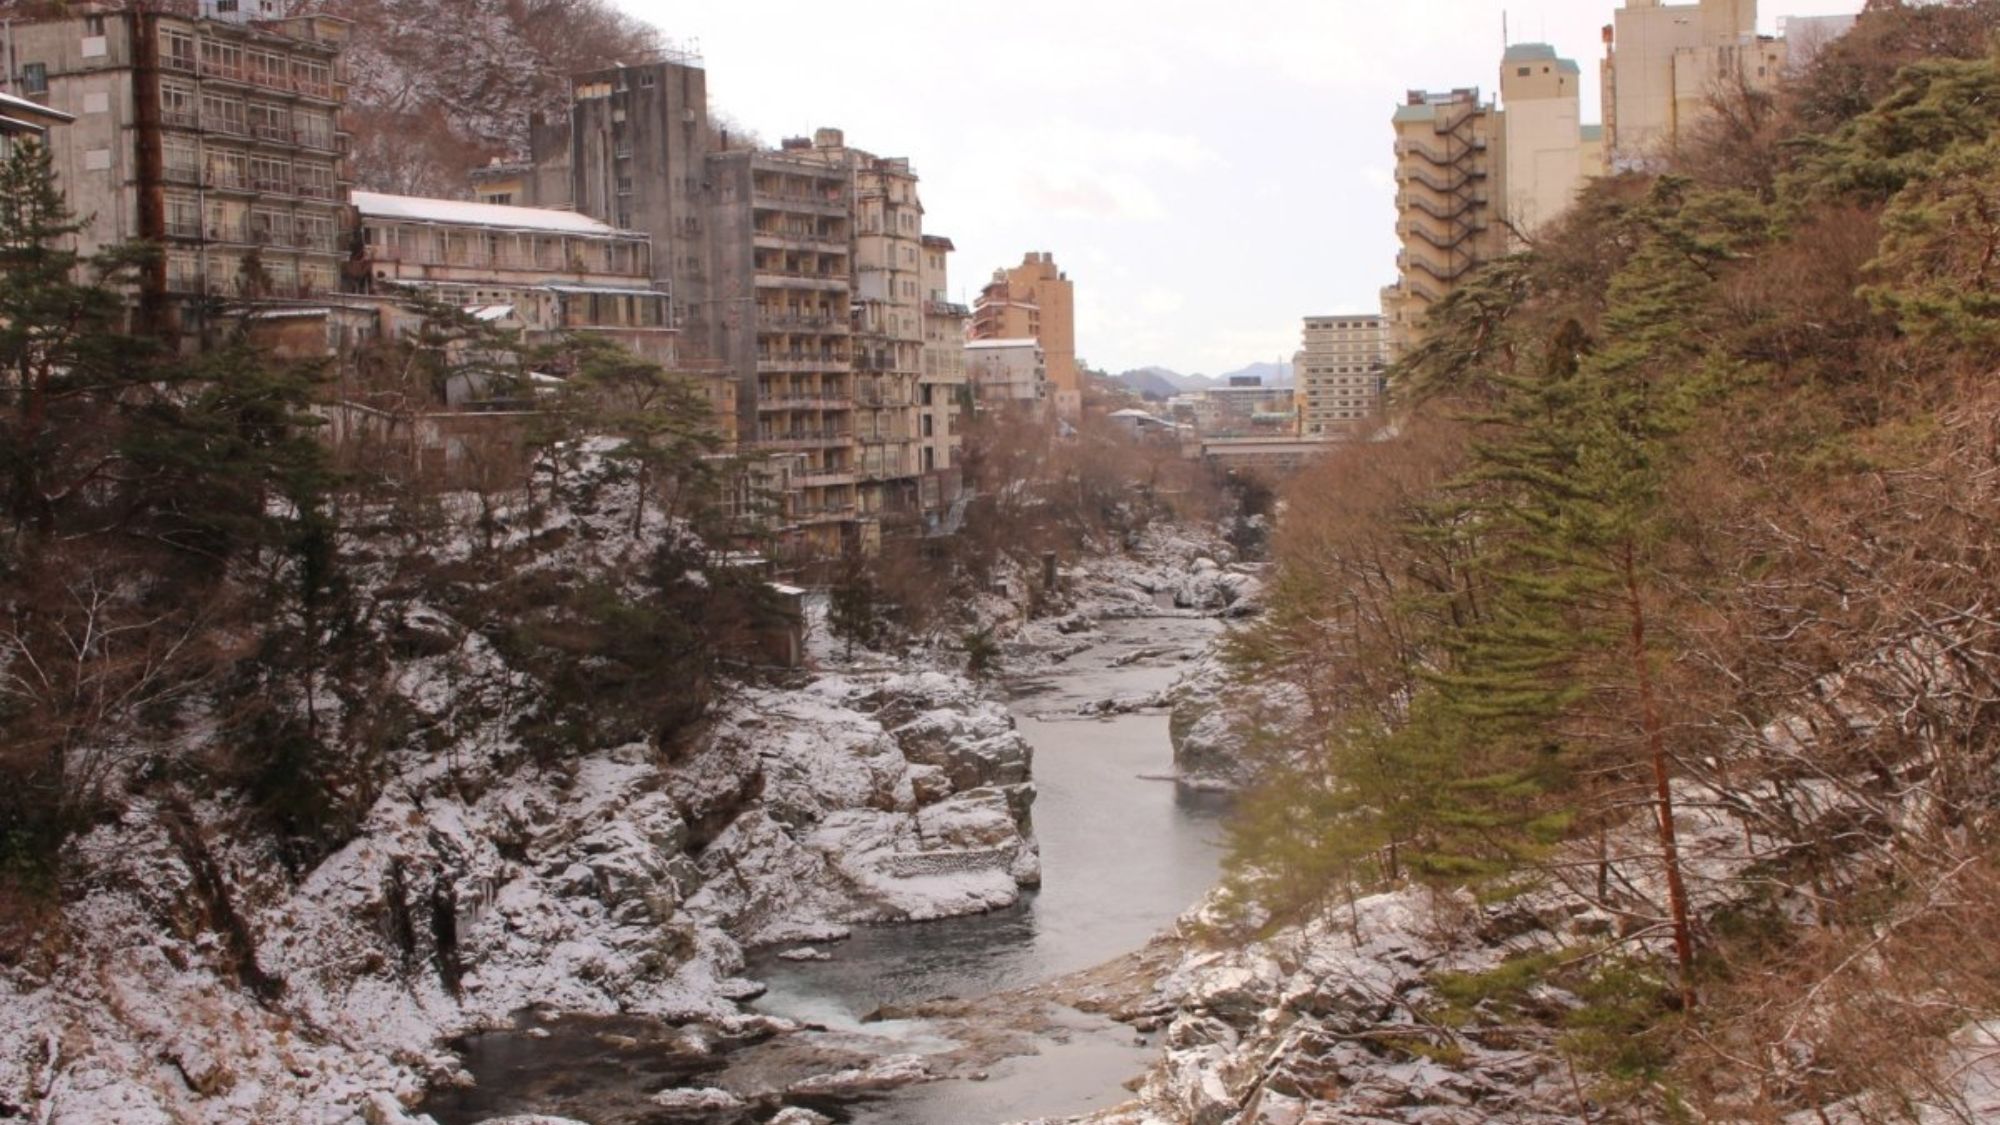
[160,109,200,131]
[755,270,846,293]
[756,430,852,451]
[753,230,847,254]
[756,312,850,335]
[799,471,857,489]
[757,355,848,373]
[757,395,853,412]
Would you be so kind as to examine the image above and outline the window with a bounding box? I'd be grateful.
[199,39,243,80]
[21,63,47,95]
[247,154,289,192]
[161,30,195,71]
[85,15,106,35]
[164,191,201,237]
[205,147,246,188]
[294,109,333,149]
[201,91,245,135]
[295,160,334,199]
[247,99,287,140]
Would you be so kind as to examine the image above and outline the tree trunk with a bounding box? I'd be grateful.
[1624,541,1697,1010]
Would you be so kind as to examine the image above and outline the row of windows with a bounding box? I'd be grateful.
[160,29,335,97]
[164,249,338,296]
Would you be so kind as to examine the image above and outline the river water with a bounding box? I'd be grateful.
[745,614,1229,1123]
[428,614,1230,1124]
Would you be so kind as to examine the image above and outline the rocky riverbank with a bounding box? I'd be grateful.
[0,517,1261,1124]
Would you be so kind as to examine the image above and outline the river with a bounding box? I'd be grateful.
[744,613,1229,1123]
[426,613,1230,1124]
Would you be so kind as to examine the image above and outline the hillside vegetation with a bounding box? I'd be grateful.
[1224,4,2000,1116]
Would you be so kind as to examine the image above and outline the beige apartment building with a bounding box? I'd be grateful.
[1298,314,1387,438]
[704,145,860,554]
[7,4,350,338]
[1601,0,1788,169]
[919,234,969,491]
[1499,43,1600,239]
[973,252,1079,419]
[789,129,929,523]
[1381,87,1507,360]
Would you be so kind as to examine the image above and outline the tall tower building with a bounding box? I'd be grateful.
[523,53,712,351]
[919,235,969,494]
[1499,43,1593,239]
[7,7,351,336]
[973,252,1078,419]
[1381,87,1506,361]
[791,129,927,523]
[704,144,858,554]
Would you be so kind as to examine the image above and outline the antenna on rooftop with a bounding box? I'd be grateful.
[1503,10,1509,47]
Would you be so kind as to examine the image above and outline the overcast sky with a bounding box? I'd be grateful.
[621,0,1861,375]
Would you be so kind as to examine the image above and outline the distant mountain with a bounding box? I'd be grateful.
[1217,361,1295,388]
[1112,366,1191,400]
[1112,361,1294,399]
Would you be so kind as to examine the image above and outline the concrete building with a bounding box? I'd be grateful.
[519,52,712,350]
[919,234,969,492]
[973,252,1079,419]
[350,191,677,365]
[1382,87,1507,361]
[1499,43,1593,239]
[6,4,351,335]
[0,90,76,154]
[1601,0,1788,169]
[788,129,927,523]
[1298,314,1387,437]
[964,338,1045,408]
[705,145,859,553]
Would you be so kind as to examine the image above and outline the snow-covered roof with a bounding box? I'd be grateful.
[544,284,665,297]
[352,191,631,237]
[0,91,74,135]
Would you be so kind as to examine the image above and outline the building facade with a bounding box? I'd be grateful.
[973,252,1078,418]
[705,146,858,553]
[1499,43,1595,239]
[1382,87,1507,361]
[1299,314,1388,438]
[519,53,712,350]
[1601,0,1788,169]
[919,234,968,483]
[8,5,350,335]
[964,339,1045,407]
[350,190,677,365]
[789,130,928,522]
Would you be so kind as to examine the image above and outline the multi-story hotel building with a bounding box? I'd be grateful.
[919,234,969,485]
[1601,0,1788,169]
[1298,314,1388,438]
[789,130,927,522]
[973,252,1079,419]
[1381,87,1507,361]
[964,339,1046,408]
[7,2,350,336]
[350,192,676,361]
[705,145,859,552]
